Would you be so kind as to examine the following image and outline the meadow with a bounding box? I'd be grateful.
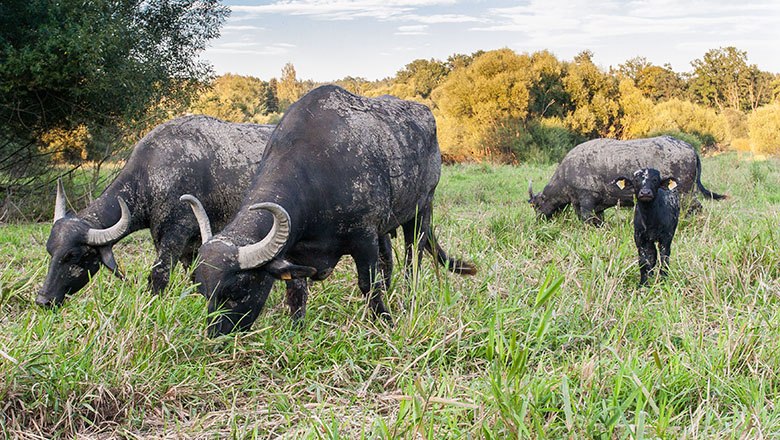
[1,153,779,438]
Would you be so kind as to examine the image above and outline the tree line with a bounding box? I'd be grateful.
[191,48,779,163]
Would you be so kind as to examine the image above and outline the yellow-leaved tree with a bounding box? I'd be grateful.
[432,49,532,160]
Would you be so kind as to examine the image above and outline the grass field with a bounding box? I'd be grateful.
[1,153,779,438]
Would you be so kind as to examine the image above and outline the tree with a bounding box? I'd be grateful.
[190,74,274,123]
[393,59,449,99]
[619,58,686,103]
[563,51,620,138]
[689,47,773,112]
[276,63,302,110]
[0,0,228,182]
[528,50,570,119]
[433,49,533,159]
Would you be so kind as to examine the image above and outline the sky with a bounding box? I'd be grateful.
[202,0,780,82]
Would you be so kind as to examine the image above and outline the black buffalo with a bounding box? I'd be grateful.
[182,85,475,336]
[37,115,273,307]
[528,136,726,225]
[612,168,680,285]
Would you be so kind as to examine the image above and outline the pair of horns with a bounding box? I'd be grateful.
[180,195,290,270]
[54,178,130,246]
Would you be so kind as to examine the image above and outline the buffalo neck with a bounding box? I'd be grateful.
[77,178,145,234]
[224,185,306,252]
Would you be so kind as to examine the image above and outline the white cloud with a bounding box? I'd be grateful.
[222,25,265,31]
[396,24,429,35]
[207,42,297,56]
[231,0,467,22]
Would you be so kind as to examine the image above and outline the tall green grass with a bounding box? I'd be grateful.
[1,153,778,438]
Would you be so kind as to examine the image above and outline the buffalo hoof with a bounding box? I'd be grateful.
[35,293,60,308]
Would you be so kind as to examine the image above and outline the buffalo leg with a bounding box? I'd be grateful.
[636,240,658,286]
[658,239,673,279]
[353,235,392,323]
[285,278,308,324]
[378,233,393,290]
[149,223,192,294]
[577,193,602,226]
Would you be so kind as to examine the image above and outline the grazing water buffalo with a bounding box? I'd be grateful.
[612,168,680,285]
[37,115,273,307]
[528,136,726,225]
[182,85,475,336]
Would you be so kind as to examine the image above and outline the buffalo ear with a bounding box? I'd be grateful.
[662,178,678,190]
[612,177,631,190]
[98,246,125,280]
[265,259,317,280]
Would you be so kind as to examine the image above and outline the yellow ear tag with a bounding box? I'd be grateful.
[667,180,677,190]
[281,273,292,280]
[616,180,626,190]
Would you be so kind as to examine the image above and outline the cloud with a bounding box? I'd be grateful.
[230,0,467,22]
[207,42,297,56]
[222,25,265,31]
[396,24,429,35]
[469,0,780,48]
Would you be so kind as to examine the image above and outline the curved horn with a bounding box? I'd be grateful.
[54,178,68,222]
[237,202,291,270]
[85,197,130,246]
[180,194,212,244]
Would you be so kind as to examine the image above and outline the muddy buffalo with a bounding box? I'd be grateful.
[38,115,273,307]
[528,136,726,225]
[182,85,475,336]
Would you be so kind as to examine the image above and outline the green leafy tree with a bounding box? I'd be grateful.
[265,78,279,114]
[689,47,773,112]
[0,0,227,182]
[393,59,449,99]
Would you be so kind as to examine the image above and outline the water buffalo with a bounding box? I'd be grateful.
[612,168,680,285]
[528,136,726,225]
[37,115,273,307]
[182,85,476,336]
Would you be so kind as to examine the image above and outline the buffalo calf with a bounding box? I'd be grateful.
[612,168,680,286]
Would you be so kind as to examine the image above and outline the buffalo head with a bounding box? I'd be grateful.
[527,180,558,218]
[612,169,678,203]
[181,195,316,336]
[38,179,129,307]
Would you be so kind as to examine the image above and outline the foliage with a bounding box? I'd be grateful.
[652,98,728,147]
[562,51,621,138]
[432,49,533,160]
[276,62,303,110]
[689,47,774,112]
[747,104,780,155]
[0,0,227,186]
[618,57,685,102]
[2,156,778,437]
[190,74,278,123]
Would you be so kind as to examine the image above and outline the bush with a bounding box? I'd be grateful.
[747,104,780,155]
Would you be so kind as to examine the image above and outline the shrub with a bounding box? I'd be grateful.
[747,104,780,155]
